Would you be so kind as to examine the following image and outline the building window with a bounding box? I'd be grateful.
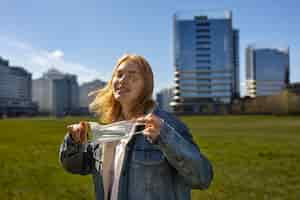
[196,22,210,26]
[194,16,208,20]
[196,41,210,45]
[196,72,210,75]
[196,54,210,57]
[196,43,210,48]
[196,35,210,39]
[196,29,210,32]
[196,60,210,64]
[196,47,210,51]
[196,66,210,70]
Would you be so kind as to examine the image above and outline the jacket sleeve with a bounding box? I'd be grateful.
[59,133,98,175]
[157,116,213,189]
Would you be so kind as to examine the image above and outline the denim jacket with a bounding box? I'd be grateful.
[59,107,213,200]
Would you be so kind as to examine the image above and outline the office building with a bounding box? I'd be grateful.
[246,46,289,97]
[171,10,239,113]
[0,57,37,116]
[32,68,79,116]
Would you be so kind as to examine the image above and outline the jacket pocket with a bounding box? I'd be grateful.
[132,147,165,165]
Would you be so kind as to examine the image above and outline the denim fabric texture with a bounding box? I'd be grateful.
[59,106,213,200]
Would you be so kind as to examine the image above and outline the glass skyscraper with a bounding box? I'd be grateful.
[171,10,239,113]
[246,46,290,97]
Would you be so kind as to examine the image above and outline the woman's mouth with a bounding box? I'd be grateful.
[116,87,130,94]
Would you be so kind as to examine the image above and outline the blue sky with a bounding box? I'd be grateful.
[0,0,299,96]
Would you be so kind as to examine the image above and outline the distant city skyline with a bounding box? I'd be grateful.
[0,0,300,96]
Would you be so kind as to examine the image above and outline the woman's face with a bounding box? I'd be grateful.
[112,61,144,106]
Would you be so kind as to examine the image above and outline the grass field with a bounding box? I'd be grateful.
[0,115,299,200]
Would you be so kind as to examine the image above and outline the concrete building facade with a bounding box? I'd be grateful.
[32,68,79,116]
[0,57,37,116]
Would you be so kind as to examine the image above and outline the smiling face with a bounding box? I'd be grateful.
[112,61,145,107]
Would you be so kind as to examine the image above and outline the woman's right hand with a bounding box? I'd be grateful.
[67,121,89,144]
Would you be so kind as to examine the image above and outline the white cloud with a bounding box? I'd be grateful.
[49,50,64,59]
[0,36,108,84]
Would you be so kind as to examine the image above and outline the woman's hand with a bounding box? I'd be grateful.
[136,113,164,143]
[67,121,89,144]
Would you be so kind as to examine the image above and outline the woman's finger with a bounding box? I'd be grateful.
[137,116,154,124]
[67,124,83,143]
[144,126,156,134]
[143,127,159,143]
[135,117,146,123]
[67,125,73,133]
[79,124,86,143]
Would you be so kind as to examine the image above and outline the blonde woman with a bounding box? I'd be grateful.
[59,54,213,200]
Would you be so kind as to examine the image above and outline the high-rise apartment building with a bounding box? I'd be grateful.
[0,57,32,101]
[32,68,79,116]
[246,46,289,97]
[171,10,239,113]
[0,57,36,116]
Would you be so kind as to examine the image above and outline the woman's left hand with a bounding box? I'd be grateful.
[136,113,164,143]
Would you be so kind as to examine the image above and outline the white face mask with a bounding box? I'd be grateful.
[88,120,145,143]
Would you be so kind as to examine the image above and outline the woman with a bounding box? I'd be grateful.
[59,54,213,200]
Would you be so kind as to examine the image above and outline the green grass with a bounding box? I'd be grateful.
[0,115,299,199]
[184,115,300,200]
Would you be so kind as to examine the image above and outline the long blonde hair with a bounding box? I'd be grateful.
[89,54,155,123]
